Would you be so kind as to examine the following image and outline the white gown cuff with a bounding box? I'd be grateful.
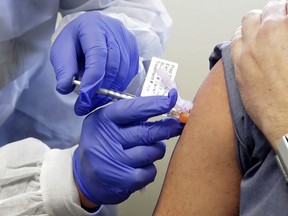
[41,145,101,215]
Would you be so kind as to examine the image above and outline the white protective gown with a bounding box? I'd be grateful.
[0,0,172,215]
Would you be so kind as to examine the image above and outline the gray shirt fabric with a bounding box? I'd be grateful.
[209,42,288,215]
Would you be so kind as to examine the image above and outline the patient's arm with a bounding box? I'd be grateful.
[153,59,241,215]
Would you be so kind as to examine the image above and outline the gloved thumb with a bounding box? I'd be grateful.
[105,88,178,124]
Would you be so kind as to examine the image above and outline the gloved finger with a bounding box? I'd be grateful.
[74,26,108,115]
[78,94,112,114]
[120,118,183,149]
[241,9,262,41]
[117,141,166,168]
[50,27,79,94]
[109,26,139,92]
[74,36,120,115]
[262,0,287,22]
[98,35,120,90]
[128,165,157,193]
[120,31,139,91]
[105,88,178,124]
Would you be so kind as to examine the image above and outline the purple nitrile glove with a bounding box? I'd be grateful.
[73,89,184,205]
[50,11,139,115]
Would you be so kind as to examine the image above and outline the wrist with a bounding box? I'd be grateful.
[274,134,288,183]
[259,111,288,149]
[75,178,98,210]
[265,129,286,150]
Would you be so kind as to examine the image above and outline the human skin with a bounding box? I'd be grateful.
[153,60,241,215]
[79,1,288,212]
[231,0,288,149]
[77,184,98,209]
[77,58,242,213]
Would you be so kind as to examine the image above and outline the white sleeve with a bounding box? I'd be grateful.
[57,0,172,60]
[0,138,115,216]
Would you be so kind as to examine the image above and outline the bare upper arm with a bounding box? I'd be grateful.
[153,59,241,216]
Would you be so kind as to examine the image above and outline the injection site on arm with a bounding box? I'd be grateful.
[140,57,192,123]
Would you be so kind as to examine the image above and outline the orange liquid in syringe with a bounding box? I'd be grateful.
[179,111,190,123]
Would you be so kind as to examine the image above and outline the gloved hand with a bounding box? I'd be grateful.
[50,11,139,115]
[73,89,184,205]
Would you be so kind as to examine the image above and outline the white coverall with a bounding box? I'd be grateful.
[0,0,172,215]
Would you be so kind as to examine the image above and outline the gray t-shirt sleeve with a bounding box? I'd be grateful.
[209,42,288,216]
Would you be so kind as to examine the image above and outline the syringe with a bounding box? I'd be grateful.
[73,79,135,100]
[72,79,190,123]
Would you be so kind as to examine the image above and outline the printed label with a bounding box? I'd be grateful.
[140,57,178,96]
